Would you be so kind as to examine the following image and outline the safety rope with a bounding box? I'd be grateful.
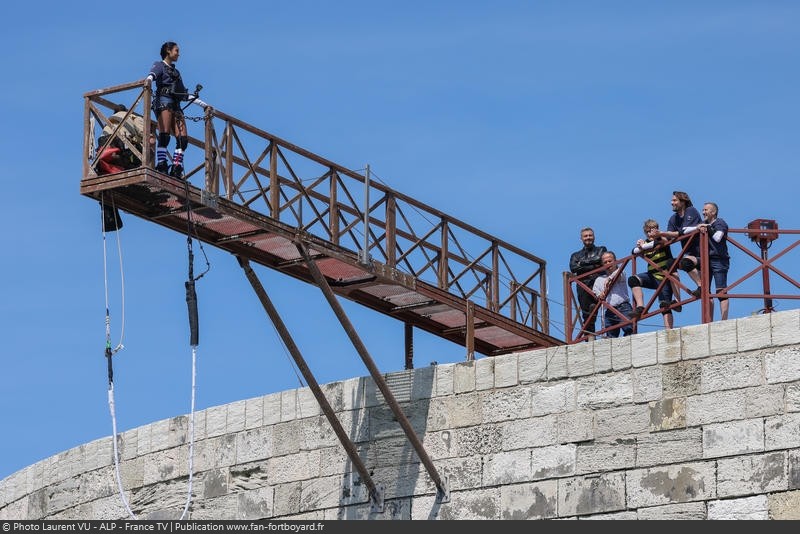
[100,182,210,519]
[100,193,137,519]
[178,178,210,519]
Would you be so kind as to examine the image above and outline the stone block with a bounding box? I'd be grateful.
[707,494,768,520]
[475,357,495,391]
[296,387,322,418]
[557,472,626,516]
[746,384,786,418]
[480,387,530,424]
[703,419,764,458]
[737,313,772,352]
[280,390,297,420]
[765,413,800,451]
[610,335,632,370]
[576,372,633,409]
[765,347,800,384]
[517,349,547,384]
[717,451,787,498]
[686,389,747,426]
[557,410,594,443]
[546,345,568,380]
[594,404,650,438]
[500,415,558,450]
[226,400,246,433]
[701,353,763,393]
[662,360,701,398]
[680,323,709,360]
[494,353,519,388]
[657,328,682,364]
[709,319,738,356]
[593,338,612,373]
[566,342,593,377]
[411,488,501,520]
[626,461,716,507]
[484,450,533,486]
[499,479,558,519]
[262,392,281,426]
[531,380,575,416]
[453,361,476,394]
[771,308,800,347]
[244,396,263,430]
[768,490,800,520]
[635,502,707,520]
[433,363,454,397]
[576,438,636,474]
[633,365,662,403]
[636,428,701,467]
[648,397,687,432]
[630,331,657,368]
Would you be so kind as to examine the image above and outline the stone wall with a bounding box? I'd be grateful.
[1,309,799,520]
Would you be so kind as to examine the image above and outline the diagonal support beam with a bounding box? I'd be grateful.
[236,255,385,512]
[296,242,450,503]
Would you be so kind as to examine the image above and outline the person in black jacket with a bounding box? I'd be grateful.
[569,227,607,340]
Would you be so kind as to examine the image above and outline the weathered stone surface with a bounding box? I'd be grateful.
[635,501,707,520]
[557,472,626,516]
[701,353,763,393]
[636,428,701,467]
[499,480,558,519]
[717,452,787,498]
[1,311,799,521]
[576,438,635,474]
[707,494,768,520]
[627,462,716,508]
[576,372,633,409]
[648,397,686,431]
[686,389,747,426]
[662,360,701,397]
[531,444,576,481]
[531,380,575,416]
[703,419,765,458]
[768,489,800,519]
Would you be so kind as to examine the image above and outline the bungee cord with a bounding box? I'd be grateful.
[100,178,211,520]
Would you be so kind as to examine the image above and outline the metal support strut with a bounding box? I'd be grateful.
[236,256,385,512]
[297,242,450,503]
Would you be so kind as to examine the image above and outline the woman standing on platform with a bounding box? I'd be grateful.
[145,41,189,178]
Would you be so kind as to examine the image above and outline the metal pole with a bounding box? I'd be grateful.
[235,256,384,511]
[404,323,413,370]
[760,241,774,313]
[361,164,370,264]
[297,242,449,502]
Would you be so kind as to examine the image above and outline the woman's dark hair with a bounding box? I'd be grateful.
[160,42,178,60]
[673,190,693,208]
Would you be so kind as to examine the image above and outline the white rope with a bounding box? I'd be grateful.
[179,345,198,520]
[108,384,138,519]
[102,199,125,355]
[100,197,198,520]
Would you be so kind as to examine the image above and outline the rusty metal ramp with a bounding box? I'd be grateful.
[81,81,563,357]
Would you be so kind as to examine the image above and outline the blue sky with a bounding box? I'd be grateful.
[1,1,798,481]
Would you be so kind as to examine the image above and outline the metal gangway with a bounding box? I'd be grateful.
[81,79,563,510]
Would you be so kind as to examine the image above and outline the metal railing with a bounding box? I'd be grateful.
[83,80,552,336]
[564,226,799,343]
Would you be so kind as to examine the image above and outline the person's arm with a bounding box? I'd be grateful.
[592,276,605,297]
[569,252,582,274]
[710,219,727,243]
[633,239,655,255]
[189,96,211,109]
